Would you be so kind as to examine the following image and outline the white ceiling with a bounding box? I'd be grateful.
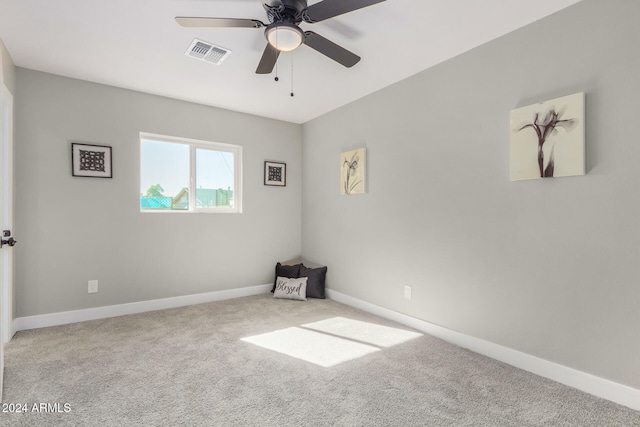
[0,0,582,124]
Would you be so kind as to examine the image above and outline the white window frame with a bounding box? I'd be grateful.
[140,132,242,214]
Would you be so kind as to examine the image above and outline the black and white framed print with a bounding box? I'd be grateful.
[264,161,286,186]
[72,143,112,178]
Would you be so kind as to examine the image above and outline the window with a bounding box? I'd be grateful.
[140,133,242,213]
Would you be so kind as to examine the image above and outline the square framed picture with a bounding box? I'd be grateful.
[264,161,286,186]
[72,143,112,178]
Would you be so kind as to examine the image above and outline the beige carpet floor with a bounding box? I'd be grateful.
[2,294,639,426]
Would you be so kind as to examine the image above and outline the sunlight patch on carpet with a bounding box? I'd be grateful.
[242,327,379,367]
[302,317,422,347]
[241,317,422,367]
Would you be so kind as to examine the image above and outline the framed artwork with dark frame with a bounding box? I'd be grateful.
[264,161,286,186]
[72,143,112,178]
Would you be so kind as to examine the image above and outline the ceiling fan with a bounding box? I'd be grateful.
[176,0,386,74]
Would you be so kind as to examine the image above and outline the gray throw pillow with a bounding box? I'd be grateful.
[272,262,302,293]
[300,265,327,299]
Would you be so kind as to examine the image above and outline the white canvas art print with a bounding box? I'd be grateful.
[510,92,585,181]
[340,148,366,195]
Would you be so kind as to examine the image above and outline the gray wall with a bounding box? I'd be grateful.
[15,69,302,317]
[302,0,640,389]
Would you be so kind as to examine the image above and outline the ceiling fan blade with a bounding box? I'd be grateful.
[175,17,265,28]
[303,31,360,68]
[256,43,281,74]
[304,0,386,23]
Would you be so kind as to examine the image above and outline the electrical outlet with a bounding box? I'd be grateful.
[404,285,412,300]
[88,280,98,294]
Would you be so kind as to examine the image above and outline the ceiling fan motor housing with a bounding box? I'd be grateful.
[265,0,308,24]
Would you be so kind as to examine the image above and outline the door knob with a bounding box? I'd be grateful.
[1,230,16,248]
[0,237,16,248]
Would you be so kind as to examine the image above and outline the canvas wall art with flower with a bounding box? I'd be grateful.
[340,148,366,195]
[510,92,585,181]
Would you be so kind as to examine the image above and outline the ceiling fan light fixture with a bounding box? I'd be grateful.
[266,23,304,52]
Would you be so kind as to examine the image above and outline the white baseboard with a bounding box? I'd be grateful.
[325,289,640,412]
[13,284,272,332]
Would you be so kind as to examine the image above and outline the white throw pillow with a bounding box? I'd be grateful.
[273,276,308,301]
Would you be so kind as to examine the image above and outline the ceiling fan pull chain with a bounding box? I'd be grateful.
[290,53,294,97]
[274,29,280,82]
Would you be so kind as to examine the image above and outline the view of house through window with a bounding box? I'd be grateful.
[140,133,241,212]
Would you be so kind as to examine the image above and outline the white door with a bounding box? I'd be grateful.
[0,82,14,402]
